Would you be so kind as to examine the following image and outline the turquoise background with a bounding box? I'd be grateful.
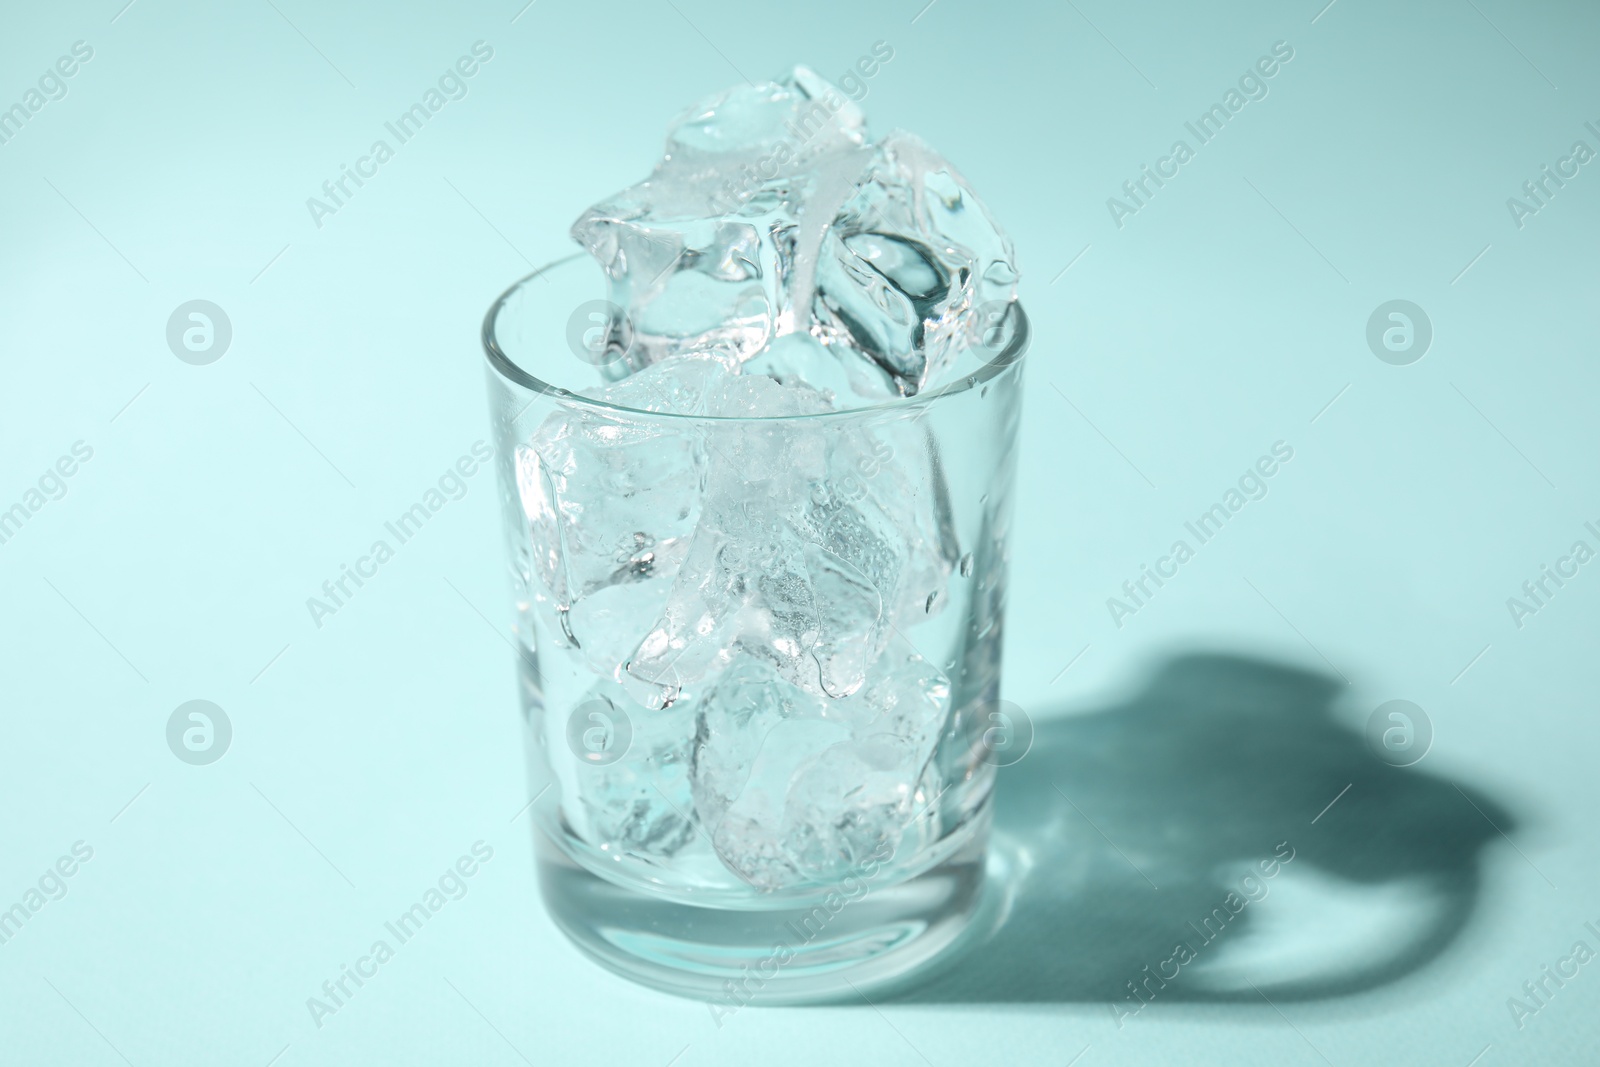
[2,0,1598,1063]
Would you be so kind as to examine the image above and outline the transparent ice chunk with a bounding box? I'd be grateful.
[571,683,698,860]
[689,657,825,829]
[685,646,949,889]
[810,131,1018,395]
[802,542,883,700]
[780,643,951,881]
[843,639,953,755]
[616,381,959,709]
[621,373,838,707]
[781,735,926,878]
[739,330,885,405]
[570,68,867,374]
[623,494,818,709]
[577,351,736,414]
[689,659,845,888]
[517,356,752,676]
[571,65,1017,396]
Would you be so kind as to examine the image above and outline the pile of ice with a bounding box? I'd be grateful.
[518,66,1017,889]
[571,64,1018,399]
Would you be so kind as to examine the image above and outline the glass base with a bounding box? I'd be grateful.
[535,814,999,1007]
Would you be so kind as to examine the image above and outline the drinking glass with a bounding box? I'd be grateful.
[479,252,1028,1003]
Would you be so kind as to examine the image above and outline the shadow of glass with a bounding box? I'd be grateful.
[890,652,1516,1007]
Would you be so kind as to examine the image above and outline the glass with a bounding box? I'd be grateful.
[479,253,1028,1003]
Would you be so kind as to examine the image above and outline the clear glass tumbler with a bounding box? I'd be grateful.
[479,253,1028,1004]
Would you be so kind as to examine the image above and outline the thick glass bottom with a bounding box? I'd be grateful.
[535,813,999,1008]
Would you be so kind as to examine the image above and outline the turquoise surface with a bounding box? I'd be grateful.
[1,0,1596,1063]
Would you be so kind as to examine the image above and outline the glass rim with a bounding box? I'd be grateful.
[480,253,1030,424]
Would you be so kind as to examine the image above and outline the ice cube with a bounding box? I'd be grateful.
[517,358,745,675]
[623,494,819,708]
[703,363,834,420]
[621,372,839,707]
[802,541,884,700]
[780,646,951,880]
[799,480,901,602]
[690,661,846,889]
[563,575,681,681]
[709,809,800,891]
[571,684,698,860]
[519,409,700,668]
[571,64,1018,395]
[578,350,735,414]
[845,639,953,754]
[664,64,866,169]
[525,411,701,602]
[689,657,826,828]
[810,414,962,624]
[781,735,928,878]
[622,379,958,707]
[738,330,886,405]
[570,68,868,374]
[685,647,949,889]
[810,131,1018,395]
